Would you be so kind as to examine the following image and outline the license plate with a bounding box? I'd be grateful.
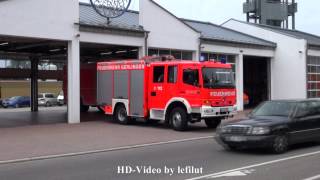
[220,108,228,113]
[226,136,246,142]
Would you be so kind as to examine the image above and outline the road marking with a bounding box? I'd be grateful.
[0,135,215,165]
[186,150,320,180]
[303,174,320,180]
[208,169,255,179]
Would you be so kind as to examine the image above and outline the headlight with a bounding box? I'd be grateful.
[251,127,270,135]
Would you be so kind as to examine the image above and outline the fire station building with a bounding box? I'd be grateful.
[0,0,319,124]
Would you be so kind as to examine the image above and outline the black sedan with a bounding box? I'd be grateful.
[216,99,320,153]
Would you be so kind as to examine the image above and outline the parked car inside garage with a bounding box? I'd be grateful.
[38,93,58,107]
[216,99,320,154]
[57,91,64,106]
[2,96,31,108]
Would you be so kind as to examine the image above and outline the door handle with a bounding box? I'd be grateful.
[151,92,157,96]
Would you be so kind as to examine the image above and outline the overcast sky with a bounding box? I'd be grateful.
[80,0,320,35]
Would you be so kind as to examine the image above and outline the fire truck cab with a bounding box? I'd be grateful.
[97,56,237,131]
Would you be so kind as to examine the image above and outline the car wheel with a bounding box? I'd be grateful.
[272,135,289,154]
[46,102,51,107]
[15,104,20,108]
[205,118,222,129]
[114,104,130,125]
[170,107,189,131]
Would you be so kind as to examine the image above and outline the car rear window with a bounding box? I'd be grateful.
[45,94,54,98]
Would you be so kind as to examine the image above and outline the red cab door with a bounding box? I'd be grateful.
[148,65,167,109]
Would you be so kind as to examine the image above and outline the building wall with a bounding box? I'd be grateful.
[223,20,307,100]
[202,44,275,57]
[139,0,200,58]
[0,0,79,41]
[80,31,145,47]
[0,81,62,99]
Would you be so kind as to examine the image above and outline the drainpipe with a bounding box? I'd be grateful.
[144,31,149,56]
[198,39,202,61]
[292,0,296,29]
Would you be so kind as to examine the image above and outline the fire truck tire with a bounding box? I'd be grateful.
[205,118,222,129]
[114,104,130,125]
[170,107,189,131]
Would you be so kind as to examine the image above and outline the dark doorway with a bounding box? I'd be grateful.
[243,56,270,108]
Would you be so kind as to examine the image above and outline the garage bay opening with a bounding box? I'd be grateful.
[243,56,271,108]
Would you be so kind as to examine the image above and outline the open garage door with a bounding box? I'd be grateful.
[243,56,271,108]
[0,35,68,128]
[74,42,140,122]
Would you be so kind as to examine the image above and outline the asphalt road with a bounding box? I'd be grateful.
[0,138,320,180]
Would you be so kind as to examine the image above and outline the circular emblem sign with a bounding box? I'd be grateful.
[90,0,132,18]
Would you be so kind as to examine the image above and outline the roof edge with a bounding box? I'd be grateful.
[222,18,302,40]
[200,37,276,49]
[77,22,147,34]
[183,18,277,48]
[148,0,201,34]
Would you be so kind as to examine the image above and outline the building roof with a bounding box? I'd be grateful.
[225,19,320,47]
[79,3,275,47]
[182,19,276,48]
[260,26,320,47]
[79,2,144,32]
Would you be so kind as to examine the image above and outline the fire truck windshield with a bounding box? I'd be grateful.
[202,68,235,89]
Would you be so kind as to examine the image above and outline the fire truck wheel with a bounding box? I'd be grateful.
[170,107,189,131]
[205,118,222,129]
[115,104,130,125]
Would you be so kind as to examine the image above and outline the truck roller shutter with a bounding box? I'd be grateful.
[130,70,144,116]
[114,71,129,99]
[97,71,113,105]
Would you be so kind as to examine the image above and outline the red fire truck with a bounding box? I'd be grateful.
[66,56,237,131]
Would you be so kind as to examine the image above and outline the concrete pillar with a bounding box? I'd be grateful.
[67,39,80,124]
[30,57,39,112]
[236,53,244,111]
[139,46,146,58]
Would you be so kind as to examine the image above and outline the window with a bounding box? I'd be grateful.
[148,48,193,60]
[171,51,182,59]
[38,94,44,98]
[168,66,177,83]
[153,66,165,83]
[307,56,320,98]
[295,101,320,118]
[148,49,159,56]
[45,94,54,98]
[183,69,199,86]
[159,50,170,56]
[202,68,235,89]
[182,51,193,60]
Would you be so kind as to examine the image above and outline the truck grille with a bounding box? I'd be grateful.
[221,125,251,135]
